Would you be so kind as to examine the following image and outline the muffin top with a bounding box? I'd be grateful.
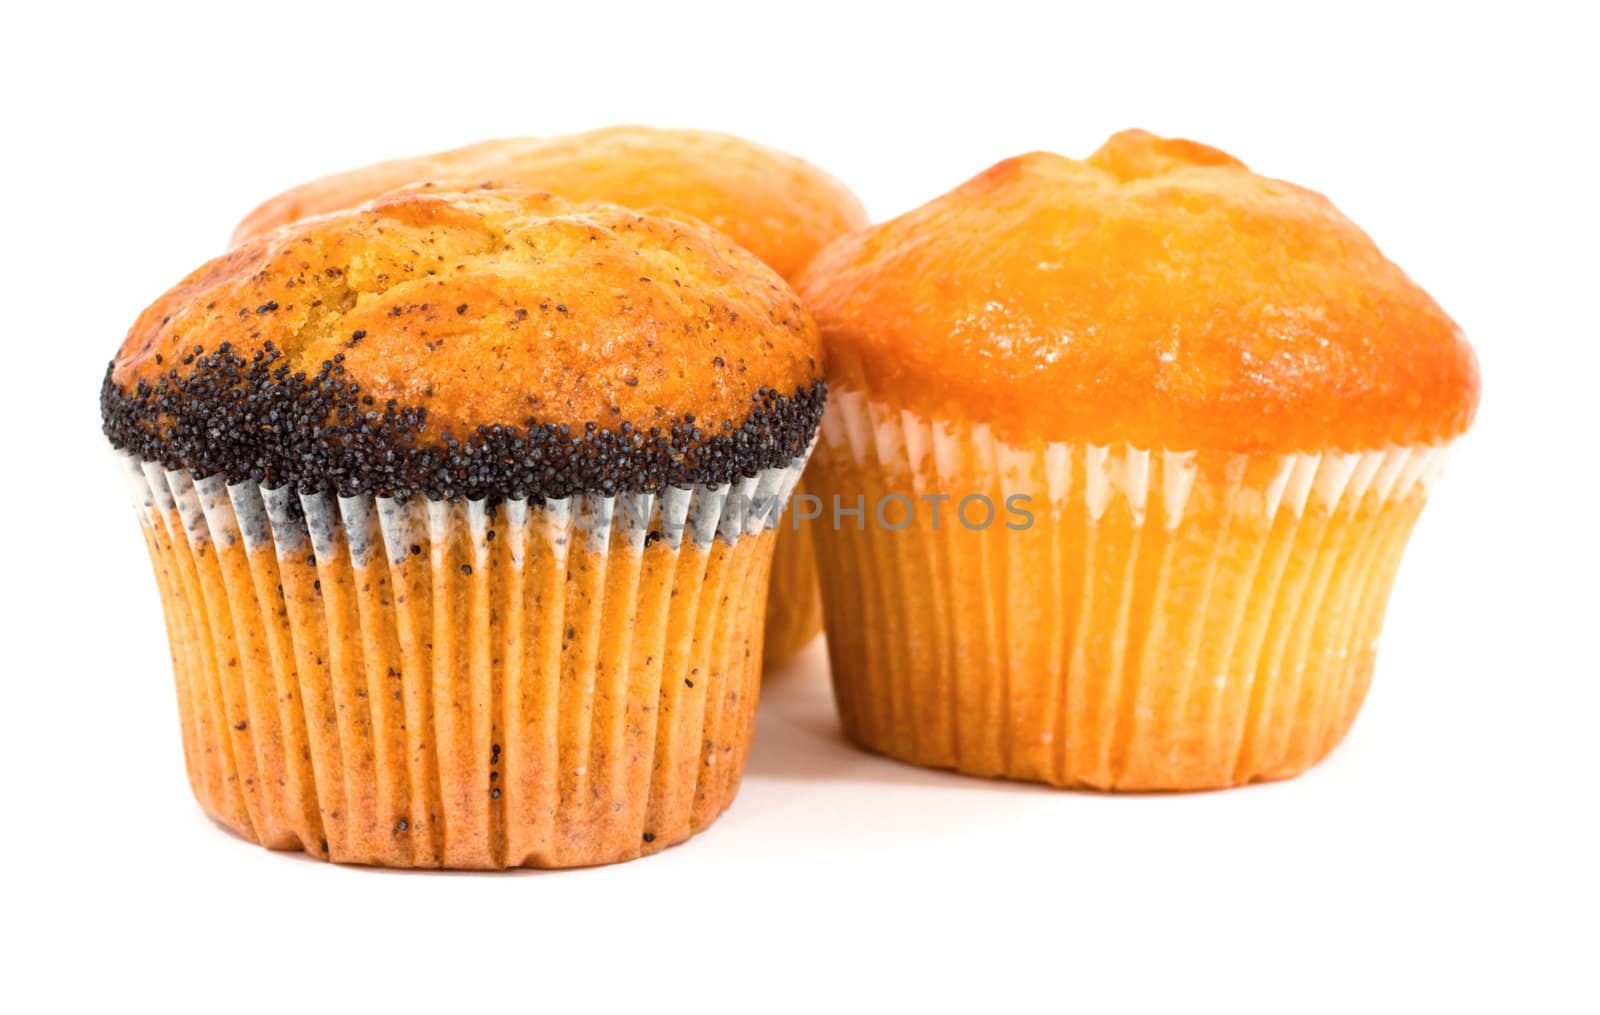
[797,130,1480,453]
[231,126,868,282]
[103,186,825,501]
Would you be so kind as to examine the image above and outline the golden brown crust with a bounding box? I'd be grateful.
[796,130,1481,453]
[230,126,868,282]
[115,186,821,439]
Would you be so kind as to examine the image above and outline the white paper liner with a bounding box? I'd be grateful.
[124,450,807,559]
[808,389,1457,790]
[119,450,807,867]
[819,389,1453,527]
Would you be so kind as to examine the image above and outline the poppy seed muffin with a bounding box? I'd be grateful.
[796,130,1479,790]
[229,126,864,665]
[104,185,825,866]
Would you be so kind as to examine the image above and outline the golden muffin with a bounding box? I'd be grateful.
[795,130,1480,791]
[231,126,862,666]
[104,186,825,866]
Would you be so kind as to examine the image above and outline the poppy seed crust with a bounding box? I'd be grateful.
[102,187,827,501]
[101,348,824,502]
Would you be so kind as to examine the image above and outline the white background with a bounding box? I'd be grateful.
[3,1,1595,1010]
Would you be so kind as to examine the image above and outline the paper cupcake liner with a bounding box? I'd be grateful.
[121,452,804,867]
[763,478,824,665]
[808,390,1453,790]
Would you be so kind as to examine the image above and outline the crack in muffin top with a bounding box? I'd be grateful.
[104,186,825,501]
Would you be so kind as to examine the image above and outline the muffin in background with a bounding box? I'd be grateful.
[104,186,825,867]
[231,126,863,667]
[796,130,1480,791]
[762,497,825,663]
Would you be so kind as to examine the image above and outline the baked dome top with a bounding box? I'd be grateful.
[104,186,824,501]
[796,130,1479,453]
[230,126,868,282]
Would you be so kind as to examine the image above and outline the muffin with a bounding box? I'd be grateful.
[103,186,826,866]
[795,130,1480,791]
[231,127,862,666]
[232,125,866,282]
